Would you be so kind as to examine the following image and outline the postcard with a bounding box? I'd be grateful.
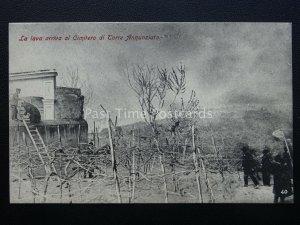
[9,22,293,203]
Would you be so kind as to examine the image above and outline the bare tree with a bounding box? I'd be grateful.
[169,90,200,127]
[61,65,94,106]
[158,64,186,104]
[126,63,187,135]
[126,64,165,135]
[158,64,199,135]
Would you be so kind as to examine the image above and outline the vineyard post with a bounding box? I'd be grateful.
[59,154,63,202]
[78,172,83,202]
[93,121,96,151]
[42,174,51,203]
[57,125,62,148]
[44,125,48,146]
[159,154,168,203]
[128,175,132,203]
[131,128,136,202]
[17,123,21,199]
[96,127,98,148]
[68,182,72,203]
[131,148,136,202]
[97,126,100,148]
[137,128,141,173]
[197,147,215,203]
[106,112,122,203]
[212,136,224,181]
[150,154,155,172]
[192,125,203,203]
[182,138,188,163]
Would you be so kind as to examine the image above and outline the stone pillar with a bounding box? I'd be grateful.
[42,99,55,120]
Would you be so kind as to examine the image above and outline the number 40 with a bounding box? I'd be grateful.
[281,189,288,194]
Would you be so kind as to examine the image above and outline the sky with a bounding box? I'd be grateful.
[9,23,292,126]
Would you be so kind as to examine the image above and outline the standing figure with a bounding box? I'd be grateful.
[271,153,293,203]
[10,88,21,120]
[282,145,293,179]
[241,145,259,188]
[261,146,272,186]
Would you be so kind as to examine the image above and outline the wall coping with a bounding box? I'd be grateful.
[9,70,58,81]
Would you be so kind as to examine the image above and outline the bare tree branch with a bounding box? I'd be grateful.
[61,65,94,106]
[126,63,188,136]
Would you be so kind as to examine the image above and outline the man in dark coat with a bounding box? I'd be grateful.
[241,145,259,188]
[11,88,21,120]
[22,101,41,123]
[271,153,293,203]
[261,146,272,186]
[282,145,293,179]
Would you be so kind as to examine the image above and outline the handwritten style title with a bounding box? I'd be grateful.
[18,34,168,42]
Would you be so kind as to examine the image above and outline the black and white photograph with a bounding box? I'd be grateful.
[9,22,293,203]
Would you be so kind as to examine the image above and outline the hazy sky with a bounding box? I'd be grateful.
[9,23,292,126]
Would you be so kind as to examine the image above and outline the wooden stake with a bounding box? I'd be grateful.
[17,123,21,199]
[137,128,141,173]
[97,127,100,148]
[57,125,60,141]
[59,154,63,203]
[212,136,224,181]
[42,174,51,203]
[182,138,188,163]
[171,143,177,192]
[197,147,215,203]
[128,175,132,203]
[150,154,155,172]
[96,127,98,147]
[57,125,62,148]
[131,148,136,202]
[132,127,135,145]
[107,115,122,203]
[93,121,96,151]
[68,182,72,203]
[44,125,47,146]
[159,154,168,203]
[192,125,203,203]
[78,172,83,202]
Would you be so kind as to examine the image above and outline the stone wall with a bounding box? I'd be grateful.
[55,86,85,120]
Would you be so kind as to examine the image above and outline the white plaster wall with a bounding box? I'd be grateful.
[9,76,56,120]
[9,76,55,99]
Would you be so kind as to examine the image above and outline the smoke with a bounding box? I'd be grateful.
[10,22,292,113]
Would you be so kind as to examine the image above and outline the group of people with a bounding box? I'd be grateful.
[10,88,41,123]
[241,144,293,203]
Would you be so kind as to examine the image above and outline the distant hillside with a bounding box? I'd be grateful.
[222,89,283,106]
